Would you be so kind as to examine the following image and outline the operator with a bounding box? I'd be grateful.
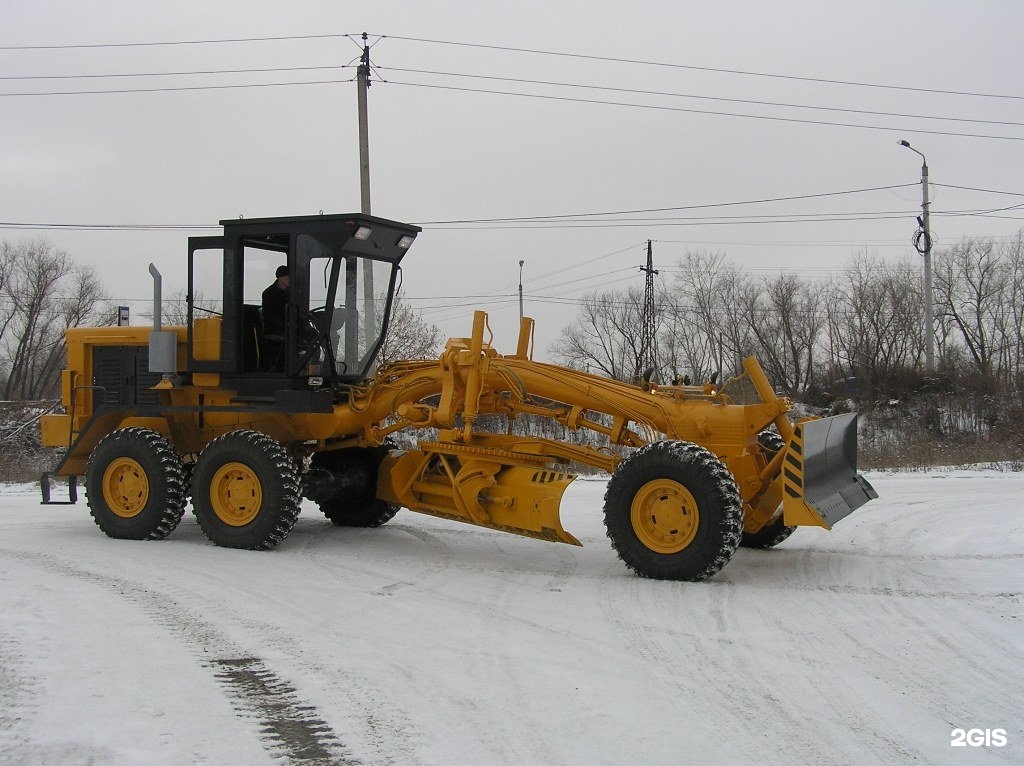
[262,265,289,337]
[261,265,289,370]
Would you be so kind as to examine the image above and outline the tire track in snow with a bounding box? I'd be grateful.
[679,580,840,764]
[191,594,425,766]
[734,543,1019,762]
[0,548,357,766]
[724,564,930,763]
[300,514,579,595]
[297,518,457,596]
[0,628,38,762]
[597,577,833,765]
[787,545,1023,733]
[299,518,589,764]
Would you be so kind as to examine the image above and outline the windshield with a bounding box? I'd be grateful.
[301,233,397,380]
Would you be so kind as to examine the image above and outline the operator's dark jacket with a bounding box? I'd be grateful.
[261,282,288,337]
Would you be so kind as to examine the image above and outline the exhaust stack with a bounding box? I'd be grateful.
[147,263,177,379]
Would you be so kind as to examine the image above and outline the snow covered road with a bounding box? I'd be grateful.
[1,471,1021,765]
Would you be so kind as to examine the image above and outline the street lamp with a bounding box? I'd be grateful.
[898,139,935,371]
[518,259,525,322]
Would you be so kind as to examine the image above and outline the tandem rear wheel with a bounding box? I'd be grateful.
[603,440,743,581]
[307,443,399,528]
[190,430,302,550]
[84,427,187,540]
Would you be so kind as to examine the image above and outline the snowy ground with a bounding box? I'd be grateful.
[0,470,1021,766]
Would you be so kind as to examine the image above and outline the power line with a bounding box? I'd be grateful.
[5,36,1019,145]
[442,209,926,225]
[0,78,354,98]
[0,222,219,231]
[0,180,1017,237]
[386,80,1024,142]
[414,267,641,317]
[414,184,918,225]
[654,239,910,248]
[6,29,1020,102]
[7,30,1019,101]
[8,63,1017,130]
[383,35,1024,101]
[434,242,648,304]
[380,67,1024,128]
[0,33,361,51]
[0,203,1013,234]
[523,242,647,288]
[22,60,1017,128]
[421,214,915,231]
[538,267,637,293]
[933,183,1024,197]
[0,214,915,233]
[0,64,350,80]
[0,185,919,232]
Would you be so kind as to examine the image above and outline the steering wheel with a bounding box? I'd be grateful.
[308,305,329,332]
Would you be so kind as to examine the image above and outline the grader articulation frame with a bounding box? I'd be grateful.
[40,213,876,581]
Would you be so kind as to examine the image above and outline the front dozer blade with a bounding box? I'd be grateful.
[781,412,877,529]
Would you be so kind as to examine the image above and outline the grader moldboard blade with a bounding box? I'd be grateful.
[782,412,878,529]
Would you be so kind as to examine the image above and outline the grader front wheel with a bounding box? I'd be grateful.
[191,430,301,550]
[604,441,743,581]
[84,427,187,540]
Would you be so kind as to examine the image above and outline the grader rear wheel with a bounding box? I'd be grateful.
[308,444,399,527]
[191,430,301,550]
[85,427,186,540]
[604,441,743,581]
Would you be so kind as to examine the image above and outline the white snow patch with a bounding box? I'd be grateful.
[0,471,1021,764]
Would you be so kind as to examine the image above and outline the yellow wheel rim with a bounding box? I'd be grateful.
[210,462,262,527]
[630,479,700,554]
[102,457,150,518]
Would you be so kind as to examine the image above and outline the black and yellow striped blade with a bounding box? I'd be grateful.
[782,413,878,528]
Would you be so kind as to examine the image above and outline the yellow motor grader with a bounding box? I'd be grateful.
[39,212,876,581]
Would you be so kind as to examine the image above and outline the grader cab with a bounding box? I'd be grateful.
[40,212,876,581]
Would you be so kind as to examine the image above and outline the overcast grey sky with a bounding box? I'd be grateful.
[3,1,1022,356]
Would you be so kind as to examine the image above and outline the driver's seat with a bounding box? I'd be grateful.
[255,306,285,372]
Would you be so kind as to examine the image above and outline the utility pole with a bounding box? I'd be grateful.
[518,260,525,322]
[899,139,934,371]
[357,33,376,355]
[639,240,658,381]
[357,32,372,215]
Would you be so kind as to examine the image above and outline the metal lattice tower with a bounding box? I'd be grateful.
[639,240,658,380]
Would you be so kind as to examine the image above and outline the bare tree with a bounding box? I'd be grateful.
[934,237,1008,377]
[826,251,922,386]
[550,287,646,382]
[738,273,824,395]
[658,285,713,384]
[379,288,442,364]
[0,240,107,400]
[161,288,192,326]
[668,250,758,381]
[158,287,218,326]
[1001,231,1024,383]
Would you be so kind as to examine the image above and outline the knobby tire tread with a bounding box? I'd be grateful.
[85,427,187,541]
[604,440,743,581]
[191,430,301,551]
[309,443,399,528]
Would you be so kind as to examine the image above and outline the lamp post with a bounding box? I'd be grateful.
[899,139,934,371]
[518,259,525,322]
